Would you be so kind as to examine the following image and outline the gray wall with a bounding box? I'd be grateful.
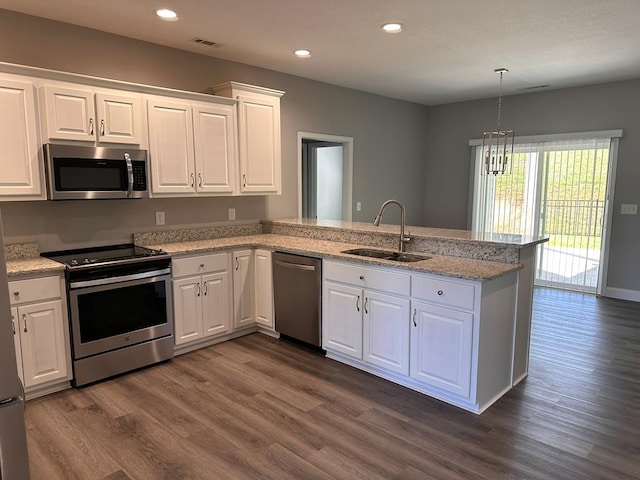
[425,81,640,292]
[0,9,428,250]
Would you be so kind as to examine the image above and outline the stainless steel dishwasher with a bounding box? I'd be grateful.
[272,252,322,347]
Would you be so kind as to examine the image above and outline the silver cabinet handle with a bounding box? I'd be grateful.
[22,313,27,333]
[356,295,360,312]
[204,282,208,296]
[437,290,443,296]
[364,297,368,314]
[198,173,203,187]
[235,257,239,270]
[242,174,247,188]
[11,314,16,335]
[89,118,94,135]
[413,309,417,327]
[196,282,201,297]
[190,173,195,187]
[100,119,105,136]
[13,291,19,297]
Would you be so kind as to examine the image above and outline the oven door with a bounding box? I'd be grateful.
[68,270,173,360]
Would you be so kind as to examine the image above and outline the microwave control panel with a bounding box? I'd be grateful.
[132,161,148,191]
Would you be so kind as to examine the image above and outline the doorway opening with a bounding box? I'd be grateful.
[471,132,621,294]
[298,132,353,221]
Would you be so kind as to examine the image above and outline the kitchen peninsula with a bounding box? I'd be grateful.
[6,218,546,413]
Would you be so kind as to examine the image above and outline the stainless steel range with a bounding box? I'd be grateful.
[42,244,173,386]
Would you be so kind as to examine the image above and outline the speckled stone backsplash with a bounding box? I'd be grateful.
[4,242,40,260]
[263,221,521,264]
[134,223,262,246]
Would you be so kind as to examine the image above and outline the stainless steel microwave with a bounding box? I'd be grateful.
[44,144,149,200]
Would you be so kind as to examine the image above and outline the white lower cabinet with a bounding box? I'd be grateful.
[254,249,274,329]
[323,261,411,373]
[9,275,71,395]
[323,259,517,414]
[172,253,232,348]
[233,249,255,329]
[364,291,410,375]
[323,281,363,359]
[410,300,473,398]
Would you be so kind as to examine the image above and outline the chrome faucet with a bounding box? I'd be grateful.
[373,199,412,252]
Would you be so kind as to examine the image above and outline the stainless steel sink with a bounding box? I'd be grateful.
[341,248,431,263]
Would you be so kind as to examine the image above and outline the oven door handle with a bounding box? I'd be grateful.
[69,268,171,289]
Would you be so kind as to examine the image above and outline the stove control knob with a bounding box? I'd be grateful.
[70,259,79,266]
[83,258,91,264]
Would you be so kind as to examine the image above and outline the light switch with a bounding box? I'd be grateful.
[356,202,362,212]
[228,208,236,220]
[620,204,638,215]
[155,211,165,225]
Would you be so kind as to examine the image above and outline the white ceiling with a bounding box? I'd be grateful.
[2,0,640,105]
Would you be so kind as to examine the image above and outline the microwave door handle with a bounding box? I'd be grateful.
[124,153,134,197]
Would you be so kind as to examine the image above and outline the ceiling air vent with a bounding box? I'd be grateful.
[191,38,217,47]
[518,84,550,91]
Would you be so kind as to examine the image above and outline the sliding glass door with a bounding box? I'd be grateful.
[472,136,615,293]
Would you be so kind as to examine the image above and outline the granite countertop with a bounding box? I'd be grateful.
[5,257,66,278]
[265,218,549,247]
[147,233,522,281]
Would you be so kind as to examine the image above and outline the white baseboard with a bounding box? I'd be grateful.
[602,287,640,302]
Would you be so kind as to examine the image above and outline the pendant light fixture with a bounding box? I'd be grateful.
[482,68,514,175]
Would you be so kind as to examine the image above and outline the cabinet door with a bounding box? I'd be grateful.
[11,307,23,385]
[363,291,410,375]
[173,277,203,345]
[42,85,95,141]
[0,77,43,199]
[233,250,255,329]
[95,92,142,145]
[410,301,473,398]
[147,98,195,195]
[18,300,68,388]
[236,94,281,194]
[202,271,232,337]
[254,249,273,328]
[322,281,363,359]
[193,103,236,194]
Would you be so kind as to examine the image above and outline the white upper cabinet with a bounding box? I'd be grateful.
[192,101,236,194]
[147,97,195,195]
[147,97,237,196]
[0,75,44,200]
[41,84,143,145]
[213,82,283,195]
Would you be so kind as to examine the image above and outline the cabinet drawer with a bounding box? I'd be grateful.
[8,276,61,305]
[324,261,410,296]
[172,253,229,277]
[412,274,475,311]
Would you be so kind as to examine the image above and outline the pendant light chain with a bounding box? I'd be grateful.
[497,71,503,132]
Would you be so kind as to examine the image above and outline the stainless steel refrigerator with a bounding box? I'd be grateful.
[0,208,31,479]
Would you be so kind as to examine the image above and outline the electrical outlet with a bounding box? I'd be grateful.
[621,204,638,215]
[228,208,236,221]
[356,201,362,212]
[155,211,165,225]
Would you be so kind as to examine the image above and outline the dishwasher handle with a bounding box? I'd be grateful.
[273,259,317,271]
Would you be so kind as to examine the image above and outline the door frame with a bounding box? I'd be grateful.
[297,132,354,221]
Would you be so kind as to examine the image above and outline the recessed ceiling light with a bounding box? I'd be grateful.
[156,8,178,21]
[294,49,311,58]
[382,23,403,33]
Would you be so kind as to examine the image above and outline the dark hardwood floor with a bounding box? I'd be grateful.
[25,287,640,479]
